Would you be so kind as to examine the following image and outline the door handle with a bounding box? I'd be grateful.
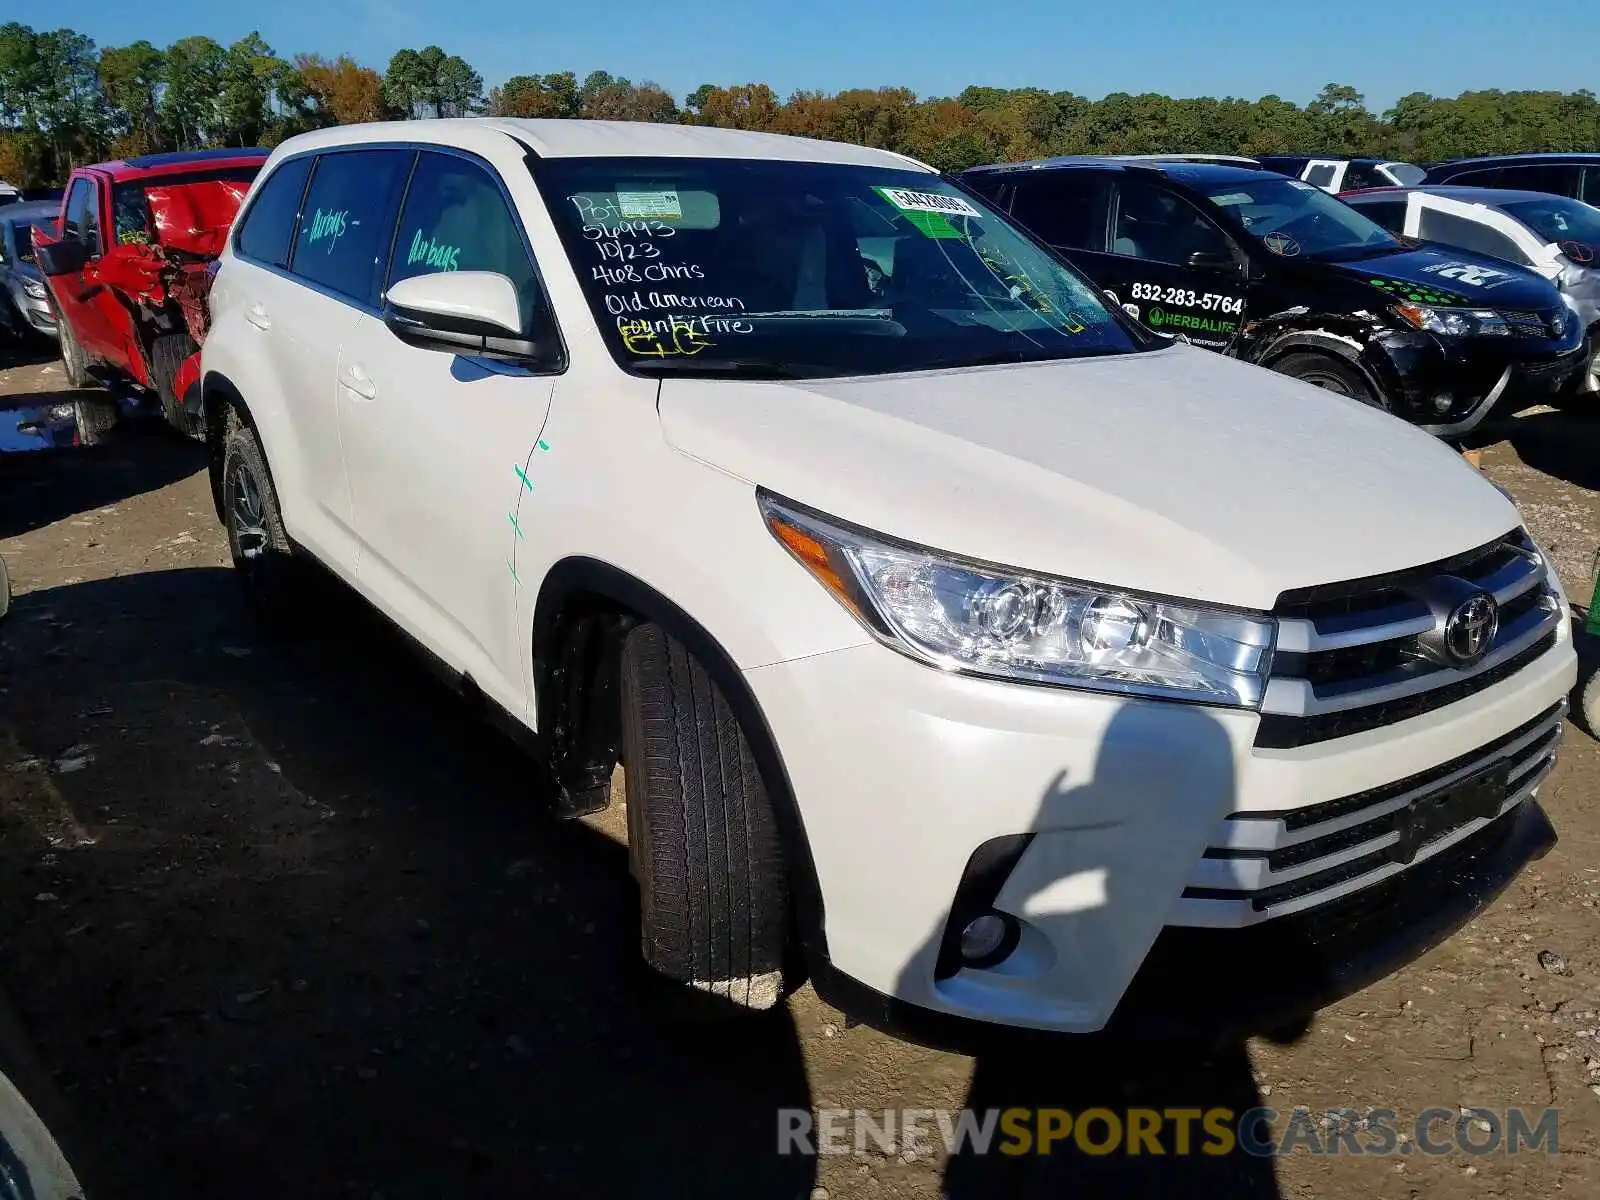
[340,363,377,400]
[245,302,271,331]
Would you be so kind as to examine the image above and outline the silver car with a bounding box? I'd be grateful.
[0,201,60,344]
[1343,186,1600,397]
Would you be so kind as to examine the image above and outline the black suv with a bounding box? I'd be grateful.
[959,157,1587,436]
[1425,154,1600,205]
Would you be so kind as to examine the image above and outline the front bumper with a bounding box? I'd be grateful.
[747,630,1575,1041]
[24,301,57,337]
[1387,336,1587,435]
[5,294,56,339]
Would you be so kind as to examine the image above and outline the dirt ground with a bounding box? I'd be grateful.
[3,349,1600,1200]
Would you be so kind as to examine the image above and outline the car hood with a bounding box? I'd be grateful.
[1314,245,1563,310]
[658,344,1519,611]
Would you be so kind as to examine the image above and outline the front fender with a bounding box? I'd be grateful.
[175,351,202,416]
[1242,316,1405,405]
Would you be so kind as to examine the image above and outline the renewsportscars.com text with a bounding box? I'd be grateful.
[777,1106,1560,1158]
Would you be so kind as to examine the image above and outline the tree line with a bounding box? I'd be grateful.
[2,22,1598,187]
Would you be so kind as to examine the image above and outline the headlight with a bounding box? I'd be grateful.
[21,278,46,300]
[760,493,1275,708]
[1392,303,1508,337]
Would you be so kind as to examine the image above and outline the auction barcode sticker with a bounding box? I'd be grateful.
[874,187,982,219]
[616,190,683,220]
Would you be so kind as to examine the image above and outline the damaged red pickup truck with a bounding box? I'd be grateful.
[34,147,267,439]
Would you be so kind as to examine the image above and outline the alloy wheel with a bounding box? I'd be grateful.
[231,463,269,561]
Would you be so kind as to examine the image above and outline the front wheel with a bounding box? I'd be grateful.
[1551,338,1600,418]
[1271,352,1381,408]
[221,413,305,631]
[151,331,203,440]
[56,319,92,389]
[1581,668,1600,740]
[71,396,118,447]
[620,623,798,1012]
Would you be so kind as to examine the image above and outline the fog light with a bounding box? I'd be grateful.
[1432,392,1454,414]
[959,913,1015,966]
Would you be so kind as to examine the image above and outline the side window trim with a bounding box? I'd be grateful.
[228,137,566,364]
[377,152,424,301]
[86,175,105,257]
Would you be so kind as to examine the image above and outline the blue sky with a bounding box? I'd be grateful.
[45,0,1600,110]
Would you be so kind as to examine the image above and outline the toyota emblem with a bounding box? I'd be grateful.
[1444,593,1498,665]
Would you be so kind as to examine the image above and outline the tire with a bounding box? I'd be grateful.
[1551,339,1600,417]
[1581,668,1600,740]
[0,990,95,1200]
[71,396,118,446]
[619,623,796,1011]
[56,318,91,389]
[221,411,304,631]
[1271,352,1381,408]
[151,330,203,440]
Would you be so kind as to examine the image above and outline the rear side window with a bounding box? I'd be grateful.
[1353,198,1408,234]
[1343,164,1384,192]
[387,152,545,331]
[1007,174,1111,250]
[1582,167,1600,206]
[236,156,313,268]
[1416,209,1530,265]
[1439,167,1502,188]
[1303,164,1339,189]
[290,149,415,306]
[1494,163,1580,198]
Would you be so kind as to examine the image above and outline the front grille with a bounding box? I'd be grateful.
[1174,700,1564,925]
[1498,308,1563,339]
[1257,529,1562,749]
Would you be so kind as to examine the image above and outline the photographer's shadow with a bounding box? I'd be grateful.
[900,702,1285,1199]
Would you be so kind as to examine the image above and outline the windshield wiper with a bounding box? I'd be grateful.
[628,358,838,380]
[1310,243,1401,263]
[918,348,1110,371]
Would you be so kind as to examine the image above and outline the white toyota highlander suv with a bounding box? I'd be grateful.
[199,118,1576,1044]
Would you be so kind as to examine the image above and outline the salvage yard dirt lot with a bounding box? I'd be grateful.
[3,353,1600,1200]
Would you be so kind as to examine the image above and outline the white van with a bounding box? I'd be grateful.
[199,119,1574,1041]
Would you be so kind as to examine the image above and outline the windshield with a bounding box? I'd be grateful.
[534,157,1146,378]
[1201,176,1401,262]
[1500,197,1600,248]
[111,166,258,247]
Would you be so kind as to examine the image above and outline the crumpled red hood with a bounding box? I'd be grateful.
[72,177,247,343]
[145,179,251,257]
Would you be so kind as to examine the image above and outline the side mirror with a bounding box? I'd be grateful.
[1186,249,1238,271]
[35,238,86,277]
[382,271,542,363]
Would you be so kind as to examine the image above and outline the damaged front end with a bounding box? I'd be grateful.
[91,178,250,349]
